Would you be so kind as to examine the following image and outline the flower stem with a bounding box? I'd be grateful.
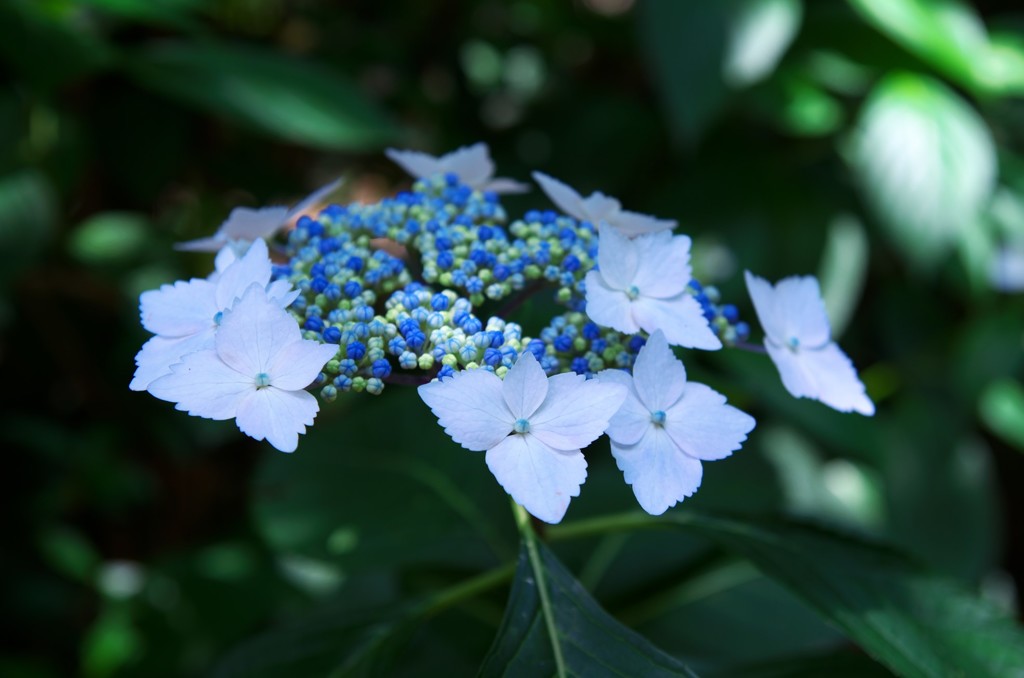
[512,500,567,678]
[546,511,684,541]
[418,561,516,618]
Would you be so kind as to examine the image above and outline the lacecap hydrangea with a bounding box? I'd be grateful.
[132,143,874,523]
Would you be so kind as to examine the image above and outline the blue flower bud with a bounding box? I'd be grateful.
[371,359,391,379]
[323,327,342,344]
[346,341,366,360]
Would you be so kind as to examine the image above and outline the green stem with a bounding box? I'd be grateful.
[418,561,516,618]
[513,500,567,678]
[546,511,680,541]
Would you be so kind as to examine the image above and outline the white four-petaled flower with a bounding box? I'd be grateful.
[176,178,343,252]
[148,284,338,452]
[744,271,874,415]
[386,143,529,194]
[598,331,755,515]
[418,352,626,524]
[130,238,298,391]
[585,225,721,350]
[532,172,676,237]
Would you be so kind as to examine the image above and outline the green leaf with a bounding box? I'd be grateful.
[479,539,698,677]
[126,42,398,150]
[848,0,990,91]
[554,512,1024,677]
[69,212,149,265]
[979,378,1024,450]
[850,73,996,269]
[817,214,869,337]
[724,0,803,88]
[0,170,57,284]
[638,1,736,146]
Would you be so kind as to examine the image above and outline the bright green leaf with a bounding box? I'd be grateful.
[848,0,989,90]
[69,212,149,265]
[979,378,1024,450]
[818,214,869,337]
[851,73,996,269]
[126,42,398,151]
[724,0,803,87]
[479,539,699,677]
[81,606,140,678]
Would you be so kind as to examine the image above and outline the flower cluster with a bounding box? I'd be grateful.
[131,143,874,523]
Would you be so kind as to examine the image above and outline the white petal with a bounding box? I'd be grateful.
[418,369,513,451]
[579,192,621,222]
[766,341,875,415]
[744,270,785,342]
[485,434,587,524]
[532,172,586,220]
[214,237,273,310]
[216,284,302,376]
[175,235,227,253]
[529,373,626,449]
[235,387,320,453]
[502,352,549,419]
[213,244,240,274]
[632,232,692,299]
[386,148,444,180]
[139,278,218,337]
[441,143,494,187]
[610,209,677,237]
[130,331,214,391]
[219,206,289,242]
[596,224,639,290]
[267,340,338,391]
[585,271,639,334]
[632,295,722,350]
[148,350,251,420]
[611,427,703,516]
[664,383,755,461]
[266,279,300,307]
[632,330,687,412]
[481,177,531,194]
[595,369,650,446]
[289,178,344,217]
[773,275,832,348]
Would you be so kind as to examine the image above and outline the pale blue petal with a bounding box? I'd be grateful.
[611,427,703,516]
[664,382,755,461]
[631,330,687,412]
[529,374,626,450]
[485,434,587,524]
[502,351,549,420]
[418,369,513,451]
[235,386,320,453]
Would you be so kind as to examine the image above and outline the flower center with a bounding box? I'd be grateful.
[513,418,531,434]
[255,372,271,389]
[651,410,666,426]
[626,285,640,300]
[213,311,224,325]
[787,336,800,352]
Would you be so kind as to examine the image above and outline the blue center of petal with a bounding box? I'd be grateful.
[213,311,224,325]
[787,336,800,352]
[627,285,640,300]
[255,372,271,389]
[651,410,667,426]
[513,418,531,434]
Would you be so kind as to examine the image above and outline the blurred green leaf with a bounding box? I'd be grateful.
[848,0,989,91]
[79,0,202,29]
[37,525,101,583]
[0,1,114,92]
[126,42,398,151]
[688,514,1024,677]
[81,606,140,678]
[724,650,891,677]
[69,212,149,265]
[818,214,869,337]
[851,73,996,270]
[479,540,698,677]
[724,0,803,88]
[252,390,514,574]
[639,1,735,146]
[0,170,56,284]
[979,378,1024,451]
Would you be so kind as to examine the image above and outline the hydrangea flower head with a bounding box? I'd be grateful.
[418,352,626,523]
[386,143,529,194]
[532,172,676,237]
[130,238,297,391]
[148,284,338,452]
[598,331,755,515]
[744,271,874,415]
[585,226,721,350]
[176,178,343,252]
